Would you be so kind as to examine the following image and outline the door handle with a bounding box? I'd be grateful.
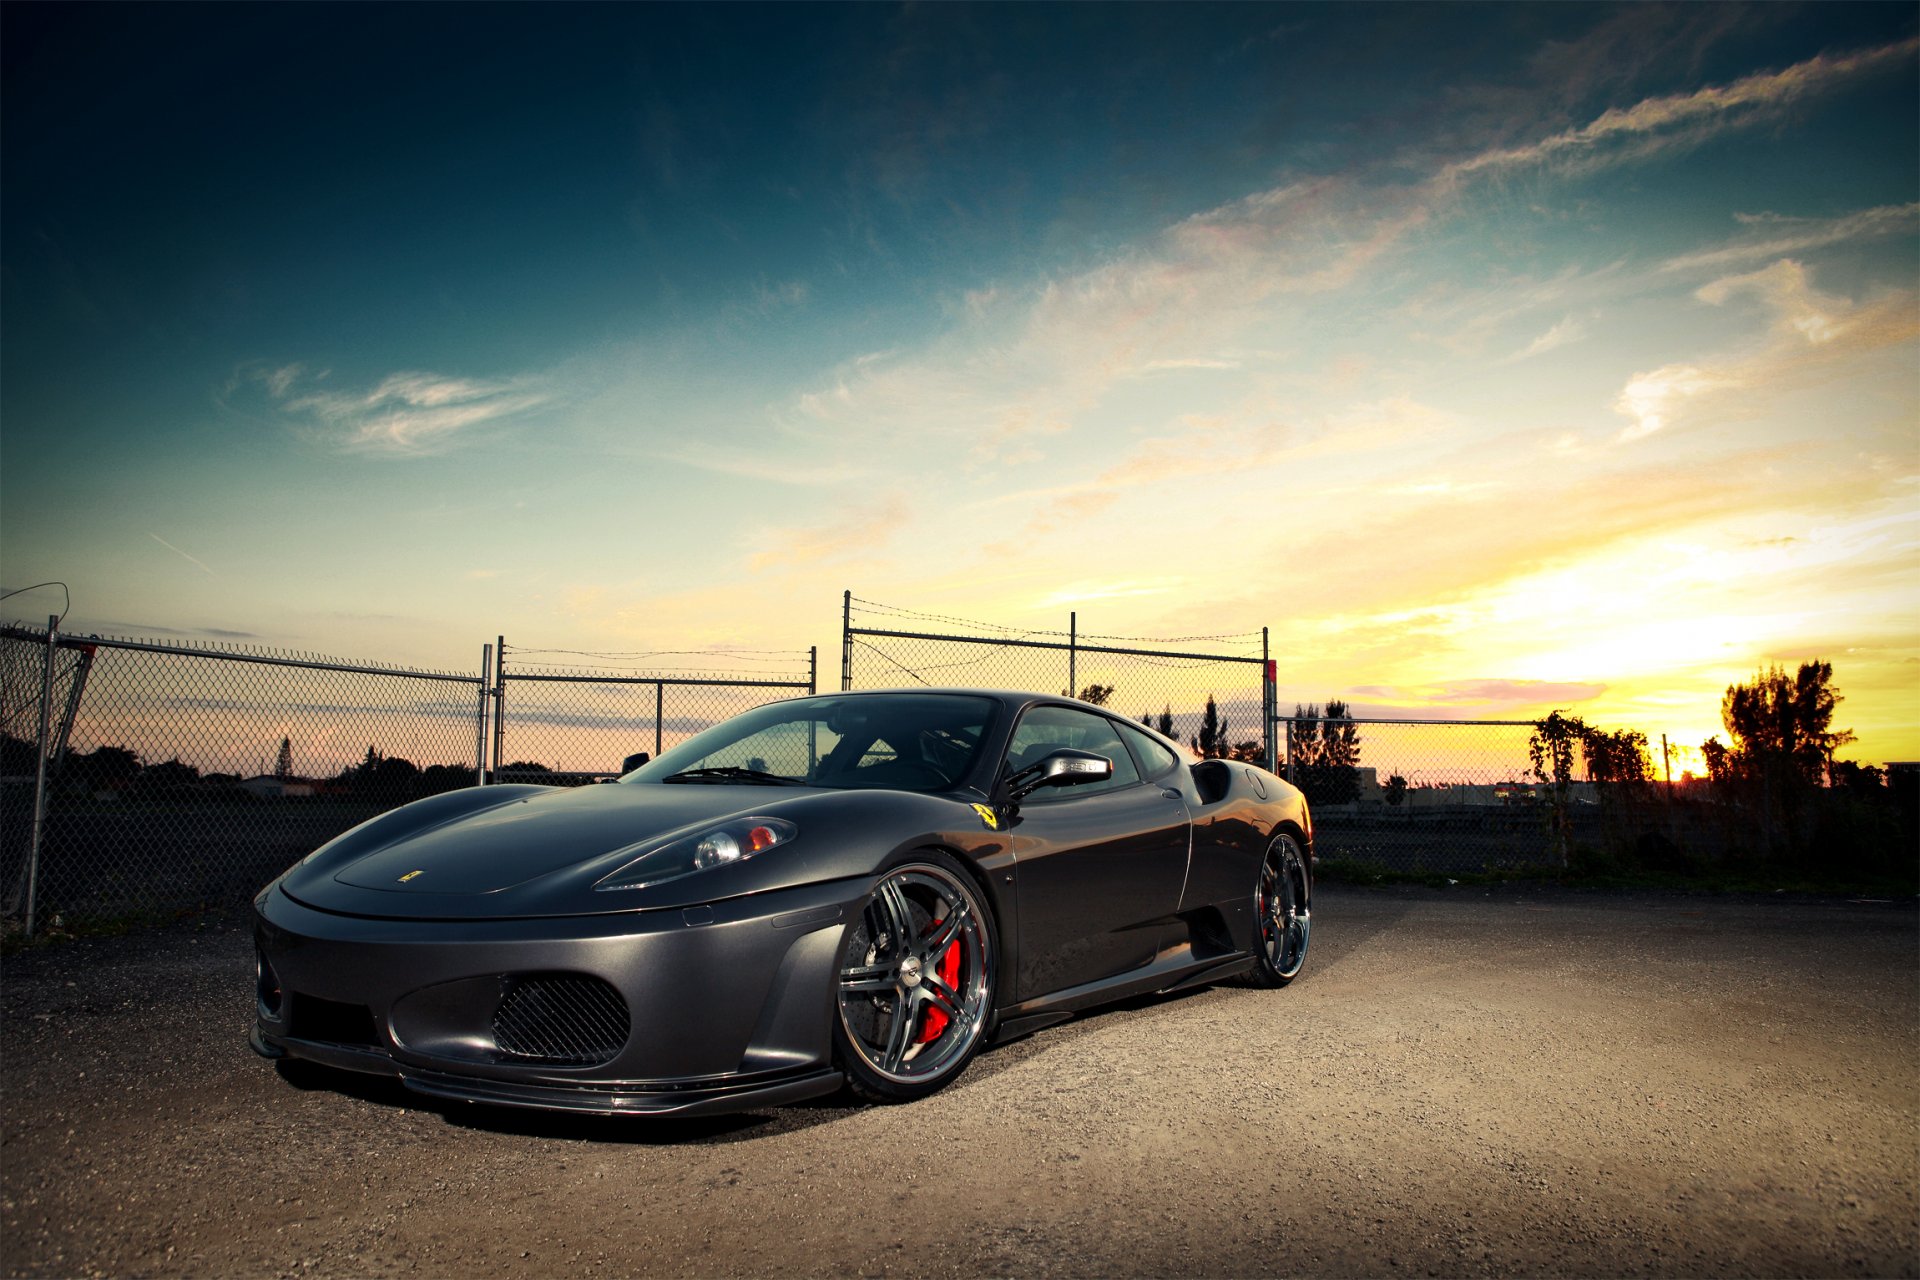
[1160,787,1182,800]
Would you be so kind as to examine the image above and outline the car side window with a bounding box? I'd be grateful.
[1118,722,1181,782]
[1004,706,1141,799]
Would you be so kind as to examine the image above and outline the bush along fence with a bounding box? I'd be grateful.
[0,622,813,934]
[1271,701,1916,881]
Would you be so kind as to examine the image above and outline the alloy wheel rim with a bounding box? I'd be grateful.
[1256,839,1311,978]
[836,864,991,1084]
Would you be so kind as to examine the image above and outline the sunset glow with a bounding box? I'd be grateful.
[4,5,1916,763]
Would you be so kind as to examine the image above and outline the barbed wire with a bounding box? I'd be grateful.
[848,596,1264,650]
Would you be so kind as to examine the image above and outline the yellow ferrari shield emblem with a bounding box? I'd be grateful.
[970,803,1000,831]
[397,869,425,883]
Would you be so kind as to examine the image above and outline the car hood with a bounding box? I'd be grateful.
[278,782,879,920]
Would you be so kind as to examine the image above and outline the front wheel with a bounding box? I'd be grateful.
[834,854,996,1103]
[1248,831,1311,987]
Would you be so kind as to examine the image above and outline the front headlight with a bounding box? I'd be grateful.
[593,817,798,892]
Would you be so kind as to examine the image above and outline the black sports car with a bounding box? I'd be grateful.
[251,689,1313,1116]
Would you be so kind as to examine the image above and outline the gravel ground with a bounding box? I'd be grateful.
[3,884,1916,1278]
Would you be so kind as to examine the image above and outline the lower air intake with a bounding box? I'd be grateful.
[492,974,630,1066]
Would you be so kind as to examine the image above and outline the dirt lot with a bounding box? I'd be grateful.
[3,885,1915,1278]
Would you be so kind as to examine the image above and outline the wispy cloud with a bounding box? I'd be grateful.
[247,366,549,455]
[1502,315,1587,363]
[748,497,909,572]
[1447,37,1918,180]
[148,533,215,576]
[663,445,868,486]
[1660,203,1920,274]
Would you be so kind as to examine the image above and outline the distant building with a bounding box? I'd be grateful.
[240,775,313,799]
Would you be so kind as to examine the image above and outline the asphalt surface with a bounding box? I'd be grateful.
[3,884,1916,1278]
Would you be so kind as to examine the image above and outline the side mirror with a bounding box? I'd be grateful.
[621,751,651,774]
[1007,749,1113,801]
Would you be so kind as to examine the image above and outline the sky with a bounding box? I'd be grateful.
[4,2,1917,768]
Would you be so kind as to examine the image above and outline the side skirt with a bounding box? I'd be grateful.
[989,944,1256,1043]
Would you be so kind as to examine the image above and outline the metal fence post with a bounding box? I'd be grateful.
[808,646,817,695]
[654,681,663,757]
[24,615,57,938]
[1262,627,1276,774]
[475,643,492,786]
[491,635,506,778]
[1068,611,1076,698]
[841,591,853,691]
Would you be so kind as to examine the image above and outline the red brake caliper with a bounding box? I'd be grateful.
[916,930,963,1044]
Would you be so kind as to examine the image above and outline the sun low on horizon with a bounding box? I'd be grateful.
[3,4,1916,765]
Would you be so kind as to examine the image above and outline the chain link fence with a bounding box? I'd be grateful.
[492,643,817,784]
[1274,714,1707,873]
[842,594,1275,763]
[0,626,823,931]
[1,623,486,929]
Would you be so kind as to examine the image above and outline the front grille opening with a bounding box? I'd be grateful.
[492,974,629,1066]
[289,995,379,1046]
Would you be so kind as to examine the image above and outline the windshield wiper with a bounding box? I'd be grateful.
[660,766,808,786]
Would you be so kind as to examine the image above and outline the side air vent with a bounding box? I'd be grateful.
[492,974,630,1066]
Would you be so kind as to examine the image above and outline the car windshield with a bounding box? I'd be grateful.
[623,694,999,793]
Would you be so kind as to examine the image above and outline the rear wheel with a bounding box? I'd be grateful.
[1248,831,1311,987]
[834,854,995,1102]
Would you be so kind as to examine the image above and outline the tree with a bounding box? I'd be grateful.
[71,745,140,789]
[1528,711,1586,865]
[1700,661,1861,865]
[1706,661,1854,788]
[1289,701,1360,804]
[1156,706,1174,737]
[1582,727,1652,784]
[1384,774,1408,806]
[1190,695,1230,759]
[274,737,293,780]
[1075,683,1115,707]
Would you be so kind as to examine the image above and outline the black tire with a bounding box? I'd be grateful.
[833,851,997,1103]
[1246,830,1311,987]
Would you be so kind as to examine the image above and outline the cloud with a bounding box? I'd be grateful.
[1447,37,1918,181]
[248,366,549,456]
[663,445,868,486]
[1503,315,1587,363]
[748,497,910,572]
[1660,203,1920,274]
[148,533,215,576]
[775,38,1912,480]
[1035,580,1183,609]
[1615,260,1918,442]
[1614,365,1730,443]
[1428,678,1608,705]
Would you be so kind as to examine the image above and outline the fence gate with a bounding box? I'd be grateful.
[491,642,818,784]
[840,593,1276,767]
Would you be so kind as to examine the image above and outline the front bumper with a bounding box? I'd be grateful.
[251,876,865,1116]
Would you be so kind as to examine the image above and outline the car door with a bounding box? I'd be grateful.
[1004,705,1191,1000]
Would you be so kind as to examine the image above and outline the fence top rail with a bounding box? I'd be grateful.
[503,672,815,689]
[1275,715,1540,727]
[0,625,482,684]
[847,624,1265,666]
